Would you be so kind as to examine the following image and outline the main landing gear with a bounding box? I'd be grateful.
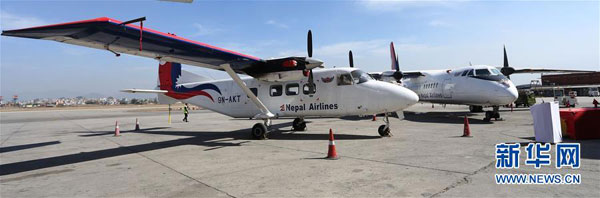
[251,119,272,140]
[292,117,307,131]
[469,105,484,112]
[483,106,502,122]
[377,113,392,137]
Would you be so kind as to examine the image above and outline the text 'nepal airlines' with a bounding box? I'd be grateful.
[2,17,418,139]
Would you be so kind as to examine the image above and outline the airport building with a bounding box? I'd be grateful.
[517,72,600,97]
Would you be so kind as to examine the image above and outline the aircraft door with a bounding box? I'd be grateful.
[442,79,454,98]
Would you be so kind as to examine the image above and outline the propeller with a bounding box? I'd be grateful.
[500,45,515,79]
[306,30,316,92]
[390,42,403,83]
[349,50,354,68]
[307,30,313,58]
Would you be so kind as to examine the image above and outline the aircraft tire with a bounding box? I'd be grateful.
[378,125,391,137]
[469,105,483,112]
[292,118,307,131]
[251,123,268,140]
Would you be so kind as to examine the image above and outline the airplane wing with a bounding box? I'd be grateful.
[402,72,425,78]
[1,17,314,76]
[510,68,594,74]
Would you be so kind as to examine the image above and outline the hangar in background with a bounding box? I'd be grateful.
[517,72,600,97]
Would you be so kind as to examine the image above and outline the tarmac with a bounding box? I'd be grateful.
[1,97,599,197]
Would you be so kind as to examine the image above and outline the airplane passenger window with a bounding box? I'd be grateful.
[270,85,282,96]
[303,83,316,94]
[248,88,258,98]
[467,69,474,76]
[286,83,299,95]
[461,70,469,76]
[475,69,491,76]
[337,73,353,86]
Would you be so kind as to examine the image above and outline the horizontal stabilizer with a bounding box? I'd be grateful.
[121,89,168,93]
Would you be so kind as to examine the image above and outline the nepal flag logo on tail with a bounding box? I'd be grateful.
[159,62,222,102]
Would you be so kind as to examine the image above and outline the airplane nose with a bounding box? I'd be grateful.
[383,84,419,111]
[496,84,518,104]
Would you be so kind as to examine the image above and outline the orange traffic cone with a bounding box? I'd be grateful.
[372,114,377,121]
[462,115,471,137]
[114,121,121,136]
[326,129,339,160]
[135,118,140,131]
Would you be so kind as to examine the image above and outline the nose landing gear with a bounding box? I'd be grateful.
[378,113,392,137]
[483,106,502,122]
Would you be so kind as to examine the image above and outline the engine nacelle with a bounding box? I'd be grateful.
[255,70,306,82]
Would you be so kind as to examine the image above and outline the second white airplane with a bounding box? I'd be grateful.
[371,43,518,121]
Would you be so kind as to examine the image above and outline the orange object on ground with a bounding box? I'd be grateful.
[114,121,121,136]
[559,108,600,139]
[326,129,339,160]
[462,115,471,137]
[135,118,140,131]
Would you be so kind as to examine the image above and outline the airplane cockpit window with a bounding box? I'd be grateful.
[270,85,283,96]
[467,69,474,76]
[350,70,373,84]
[303,83,316,95]
[286,83,299,96]
[469,68,509,81]
[475,69,491,76]
[337,73,353,86]
[461,70,469,76]
[490,68,502,75]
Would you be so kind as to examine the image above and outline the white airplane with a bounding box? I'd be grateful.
[371,42,591,121]
[2,17,419,139]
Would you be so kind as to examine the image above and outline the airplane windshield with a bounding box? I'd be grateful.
[490,68,501,75]
[351,70,372,84]
[475,69,491,76]
[470,68,509,82]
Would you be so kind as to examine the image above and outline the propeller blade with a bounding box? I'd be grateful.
[395,53,400,72]
[503,45,509,68]
[307,30,313,58]
[349,50,354,68]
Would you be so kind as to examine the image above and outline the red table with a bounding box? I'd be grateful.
[559,108,600,139]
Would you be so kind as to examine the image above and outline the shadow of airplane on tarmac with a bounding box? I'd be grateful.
[402,111,493,124]
[1,122,379,176]
[0,141,61,153]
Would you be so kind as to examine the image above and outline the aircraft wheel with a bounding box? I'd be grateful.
[251,123,268,140]
[292,118,307,131]
[469,105,483,112]
[483,111,492,122]
[378,125,391,137]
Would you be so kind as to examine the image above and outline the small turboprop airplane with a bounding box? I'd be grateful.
[2,17,419,139]
[371,42,591,121]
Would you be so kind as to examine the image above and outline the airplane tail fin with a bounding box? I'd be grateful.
[390,42,399,71]
[157,62,213,104]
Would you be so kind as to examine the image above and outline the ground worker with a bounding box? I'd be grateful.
[183,103,189,122]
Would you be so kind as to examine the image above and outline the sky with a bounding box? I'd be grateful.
[1,0,599,101]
